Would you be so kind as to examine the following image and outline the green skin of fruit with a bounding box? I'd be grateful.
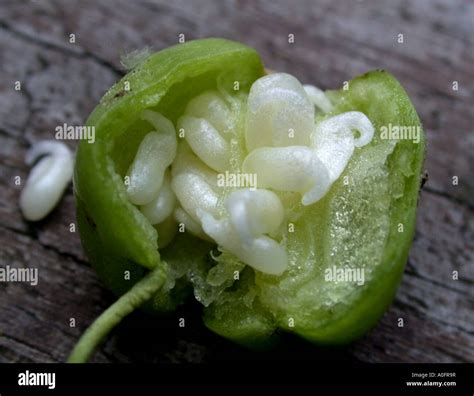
[74,38,425,352]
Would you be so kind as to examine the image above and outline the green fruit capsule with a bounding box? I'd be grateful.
[70,38,425,362]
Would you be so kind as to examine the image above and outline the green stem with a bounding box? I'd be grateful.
[67,265,165,363]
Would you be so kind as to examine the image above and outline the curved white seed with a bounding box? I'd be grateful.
[184,90,234,138]
[171,172,219,224]
[200,213,288,276]
[242,146,331,205]
[225,189,284,243]
[20,141,73,221]
[303,84,333,113]
[171,142,219,191]
[140,170,176,225]
[248,236,288,275]
[245,73,314,151]
[141,110,177,158]
[126,111,177,205]
[313,111,374,148]
[310,111,374,181]
[174,207,210,241]
[312,124,355,182]
[178,115,230,172]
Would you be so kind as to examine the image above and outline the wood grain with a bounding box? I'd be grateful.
[0,0,472,363]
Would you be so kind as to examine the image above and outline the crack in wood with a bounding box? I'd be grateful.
[0,222,89,266]
[0,20,124,77]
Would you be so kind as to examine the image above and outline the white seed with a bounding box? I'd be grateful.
[184,90,234,137]
[310,111,374,181]
[171,172,219,224]
[178,115,230,172]
[247,236,288,275]
[172,141,219,191]
[242,146,331,205]
[312,124,355,182]
[171,142,217,186]
[245,73,314,151]
[126,111,177,205]
[20,141,73,221]
[303,84,333,113]
[200,213,288,276]
[314,111,374,148]
[225,189,284,243]
[140,170,176,225]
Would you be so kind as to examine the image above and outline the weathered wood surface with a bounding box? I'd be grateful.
[0,0,472,363]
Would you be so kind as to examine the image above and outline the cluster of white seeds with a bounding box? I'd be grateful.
[125,73,374,275]
[20,73,374,276]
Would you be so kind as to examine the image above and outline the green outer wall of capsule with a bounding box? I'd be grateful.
[304,70,425,344]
